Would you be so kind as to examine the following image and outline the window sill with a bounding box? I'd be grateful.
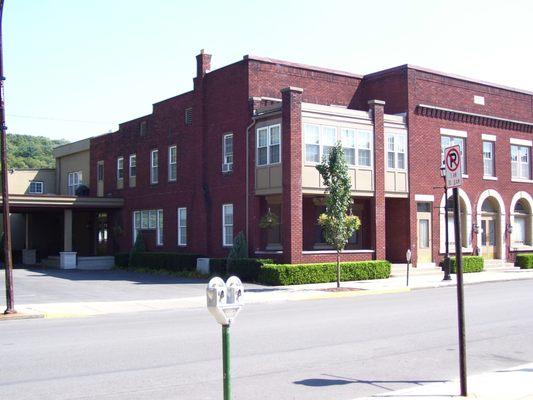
[510,245,533,252]
[462,174,469,178]
[483,176,498,181]
[511,178,533,183]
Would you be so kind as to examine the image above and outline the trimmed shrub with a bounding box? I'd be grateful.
[210,258,275,282]
[129,252,203,272]
[515,253,533,269]
[209,258,227,275]
[258,260,391,286]
[114,252,130,268]
[450,256,484,273]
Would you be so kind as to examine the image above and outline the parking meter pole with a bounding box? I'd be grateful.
[222,324,231,400]
[406,260,409,287]
[453,188,467,396]
[443,184,451,281]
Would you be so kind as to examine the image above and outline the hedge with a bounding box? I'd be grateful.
[515,253,533,269]
[450,256,484,273]
[114,252,130,268]
[209,258,274,282]
[257,260,391,286]
[129,252,203,272]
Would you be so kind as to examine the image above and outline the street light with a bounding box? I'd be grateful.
[440,162,452,281]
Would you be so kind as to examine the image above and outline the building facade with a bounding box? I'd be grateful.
[89,51,532,266]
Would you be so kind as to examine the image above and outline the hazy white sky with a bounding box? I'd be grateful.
[4,0,533,141]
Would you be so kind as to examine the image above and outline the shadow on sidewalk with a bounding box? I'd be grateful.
[294,373,448,392]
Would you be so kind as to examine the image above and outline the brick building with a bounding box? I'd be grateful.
[90,51,532,266]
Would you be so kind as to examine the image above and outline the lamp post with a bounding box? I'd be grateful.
[440,163,452,281]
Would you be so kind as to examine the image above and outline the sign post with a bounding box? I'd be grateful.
[405,248,411,287]
[444,145,467,397]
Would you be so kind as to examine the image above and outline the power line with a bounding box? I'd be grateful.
[7,113,115,125]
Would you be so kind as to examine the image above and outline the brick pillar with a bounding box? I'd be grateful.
[281,87,303,264]
[369,99,386,260]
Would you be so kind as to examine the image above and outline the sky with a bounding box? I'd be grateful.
[4,0,533,142]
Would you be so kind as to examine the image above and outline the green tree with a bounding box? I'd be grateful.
[316,142,361,288]
[4,134,68,169]
[227,231,248,275]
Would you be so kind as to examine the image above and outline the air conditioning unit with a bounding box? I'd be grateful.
[222,163,233,173]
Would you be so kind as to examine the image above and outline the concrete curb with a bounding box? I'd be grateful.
[0,312,44,321]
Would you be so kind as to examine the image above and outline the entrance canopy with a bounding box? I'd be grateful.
[0,194,123,212]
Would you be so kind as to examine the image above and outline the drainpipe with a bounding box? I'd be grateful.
[245,114,258,244]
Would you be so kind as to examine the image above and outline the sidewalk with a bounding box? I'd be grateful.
[4,263,532,319]
[353,362,533,399]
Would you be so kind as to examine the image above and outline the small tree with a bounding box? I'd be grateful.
[316,142,361,287]
[227,231,248,274]
[129,230,146,266]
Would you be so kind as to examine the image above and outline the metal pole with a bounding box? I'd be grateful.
[443,182,451,281]
[406,259,409,286]
[222,324,231,400]
[453,188,467,396]
[0,0,15,314]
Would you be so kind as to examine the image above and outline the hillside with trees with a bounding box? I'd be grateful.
[6,134,69,169]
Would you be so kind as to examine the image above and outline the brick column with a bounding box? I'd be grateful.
[369,99,386,260]
[281,87,303,264]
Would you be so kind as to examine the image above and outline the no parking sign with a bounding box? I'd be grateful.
[444,145,463,188]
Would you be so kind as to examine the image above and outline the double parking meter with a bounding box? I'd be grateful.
[206,276,244,326]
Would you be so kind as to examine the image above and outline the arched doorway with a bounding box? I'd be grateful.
[439,189,472,255]
[479,198,500,259]
[477,190,505,260]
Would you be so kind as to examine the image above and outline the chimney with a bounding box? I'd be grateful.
[196,49,212,78]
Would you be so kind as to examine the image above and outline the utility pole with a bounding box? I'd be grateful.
[0,0,16,314]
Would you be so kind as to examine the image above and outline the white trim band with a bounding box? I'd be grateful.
[415,194,435,202]
[440,128,467,138]
[482,134,496,142]
[510,138,532,147]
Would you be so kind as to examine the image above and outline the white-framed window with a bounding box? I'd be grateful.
[441,136,466,173]
[512,200,529,246]
[177,207,187,246]
[341,128,356,165]
[222,204,233,247]
[483,141,495,177]
[133,209,163,245]
[129,154,136,178]
[150,149,158,184]
[117,157,124,180]
[67,171,82,195]
[305,124,372,167]
[168,145,177,181]
[256,125,281,166]
[511,145,530,180]
[29,181,43,194]
[157,209,164,246]
[222,133,233,172]
[356,131,372,167]
[386,133,407,170]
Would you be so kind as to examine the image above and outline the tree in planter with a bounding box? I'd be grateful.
[129,231,146,267]
[316,142,361,288]
[227,231,248,275]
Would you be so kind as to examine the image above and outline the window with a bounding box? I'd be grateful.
[256,125,281,166]
[441,136,466,173]
[304,124,320,163]
[322,127,336,160]
[67,171,82,195]
[168,146,177,181]
[140,121,147,137]
[177,207,187,246]
[129,154,136,178]
[483,141,495,177]
[356,131,372,167]
[133,209,163,245]
[157,209,164,246]
[185,108,193,126]
[512,200,529,246]
[150,149,158,184]
[222,134,233,172]
[341,129,356,165]
[117,157,124,180]
[222,204,233,246]
[511,145,530,180]
[386,133,407,170]
[97,162,104,181]
[29,181,43,194]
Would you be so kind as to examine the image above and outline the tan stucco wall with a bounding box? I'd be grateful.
[56,149,91,195]
[4,169,56,195]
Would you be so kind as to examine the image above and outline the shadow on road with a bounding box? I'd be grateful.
[294,374,448,392]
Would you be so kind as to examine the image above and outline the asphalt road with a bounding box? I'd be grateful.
[1,280,532,400]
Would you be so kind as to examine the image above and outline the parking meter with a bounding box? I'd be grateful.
[206,276,244,326]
